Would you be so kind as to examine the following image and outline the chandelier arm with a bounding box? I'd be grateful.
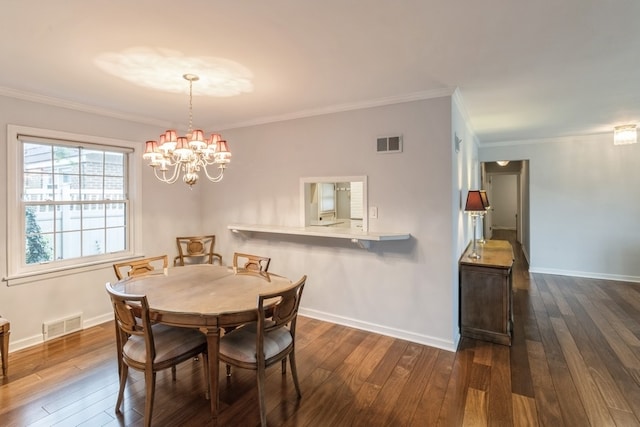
[144,74,231,187]
[201,164,225,183]
[153,163,182,184]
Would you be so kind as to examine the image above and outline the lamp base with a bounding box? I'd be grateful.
[468,251,481,259]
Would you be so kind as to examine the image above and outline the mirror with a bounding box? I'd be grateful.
[300,176,368,231]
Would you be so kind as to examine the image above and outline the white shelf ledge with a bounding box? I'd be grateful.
[227,224,410,249]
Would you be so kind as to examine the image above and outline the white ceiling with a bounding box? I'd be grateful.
[2,1,639,143]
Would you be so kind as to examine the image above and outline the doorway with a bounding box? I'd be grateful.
[481,160,530,263]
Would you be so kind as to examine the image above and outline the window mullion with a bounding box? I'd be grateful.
[7,125,135,279]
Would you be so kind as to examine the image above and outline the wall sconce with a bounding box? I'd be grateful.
[496,160,510,166]
[614,124,637,145]
[464,190,487,259]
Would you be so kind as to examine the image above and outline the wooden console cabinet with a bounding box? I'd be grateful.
[459,239,514,346]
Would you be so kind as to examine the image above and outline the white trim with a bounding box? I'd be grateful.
[0,85,456,132]
[0,86,171,128]
[6,313,114,353]
[5,125,143,281]
[529,267,640,284]
[2,254,146,286]
[298,307,457,352]
[219,88,456,130]
[452,88,474,135]
[299,175,368,232]
[478,132,610,148]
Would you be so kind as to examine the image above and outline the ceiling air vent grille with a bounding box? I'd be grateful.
[376,135,402,153]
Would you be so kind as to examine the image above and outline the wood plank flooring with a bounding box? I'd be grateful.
[2,231,640,426]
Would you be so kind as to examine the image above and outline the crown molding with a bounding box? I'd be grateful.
[452,87,472,127]
[218,87,457,130]
[477,131,612,148]
[1,85,458,132]
[0,86,170,128]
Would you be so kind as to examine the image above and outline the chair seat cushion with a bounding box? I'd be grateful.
[219,322,292,363]
[123,324,205,364]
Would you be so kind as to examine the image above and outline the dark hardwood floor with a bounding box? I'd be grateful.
[2,231,640,426]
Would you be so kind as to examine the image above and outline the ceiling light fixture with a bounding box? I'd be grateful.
[496,160,510,166]
[143,74,231,187]
[614,124,637,145]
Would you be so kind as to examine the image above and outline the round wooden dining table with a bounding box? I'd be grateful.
[112,264,293,423]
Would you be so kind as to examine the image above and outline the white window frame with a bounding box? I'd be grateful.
[5,125,142,284]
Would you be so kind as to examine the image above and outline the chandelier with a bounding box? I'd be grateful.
[143,74,231,187]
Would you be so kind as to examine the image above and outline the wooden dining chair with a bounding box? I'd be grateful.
[218,275,306,427]
[113,255,169,281]
[174,235,222,266]
[0,315,9,376]
[232,252,271,272]
[105,282,209,427]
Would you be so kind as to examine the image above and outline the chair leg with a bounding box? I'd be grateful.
[257,364,267,427]
[226,364,232,377]
[281,358,286,374]
[144,370,157,427]
[115,364,129,413]
[1,328,9,377]
[171,365,177,381]
[289,352,302,398]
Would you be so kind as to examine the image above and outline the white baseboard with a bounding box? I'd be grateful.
[85,313,114,329]
[529,267,640,283]
[10,309,460,355]
[9,312,114,353]
[298,307,458,352]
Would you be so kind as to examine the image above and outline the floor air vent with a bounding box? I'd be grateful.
[43,313,83,341]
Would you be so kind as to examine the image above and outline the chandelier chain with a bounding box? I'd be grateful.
[142,73,231,187]
[188,78,193,133]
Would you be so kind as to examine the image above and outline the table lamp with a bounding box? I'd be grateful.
[464,190,487,259]
[478,190,490,244]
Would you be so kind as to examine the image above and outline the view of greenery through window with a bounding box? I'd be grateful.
[23,141,128,265]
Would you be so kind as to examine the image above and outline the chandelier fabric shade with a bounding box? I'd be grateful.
[142,74,231,187]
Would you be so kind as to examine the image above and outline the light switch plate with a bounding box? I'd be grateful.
[370,206,378,219]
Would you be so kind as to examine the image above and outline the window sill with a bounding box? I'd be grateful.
[2,254,144,286]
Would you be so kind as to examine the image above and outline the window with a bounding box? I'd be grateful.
[7,125,141,281]
[318,182,336,214]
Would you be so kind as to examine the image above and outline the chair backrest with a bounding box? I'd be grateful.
[258,275,306,335]
[105,282,156,362]
[233,252,271,272]
[175,235,219,266]
[113,255,169,280]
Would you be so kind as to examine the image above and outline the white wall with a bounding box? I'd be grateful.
[480,134,640,281]
[452,91,480,343]
[0,95,207,350]
[2,94,470,352]
[205,97,462,350]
